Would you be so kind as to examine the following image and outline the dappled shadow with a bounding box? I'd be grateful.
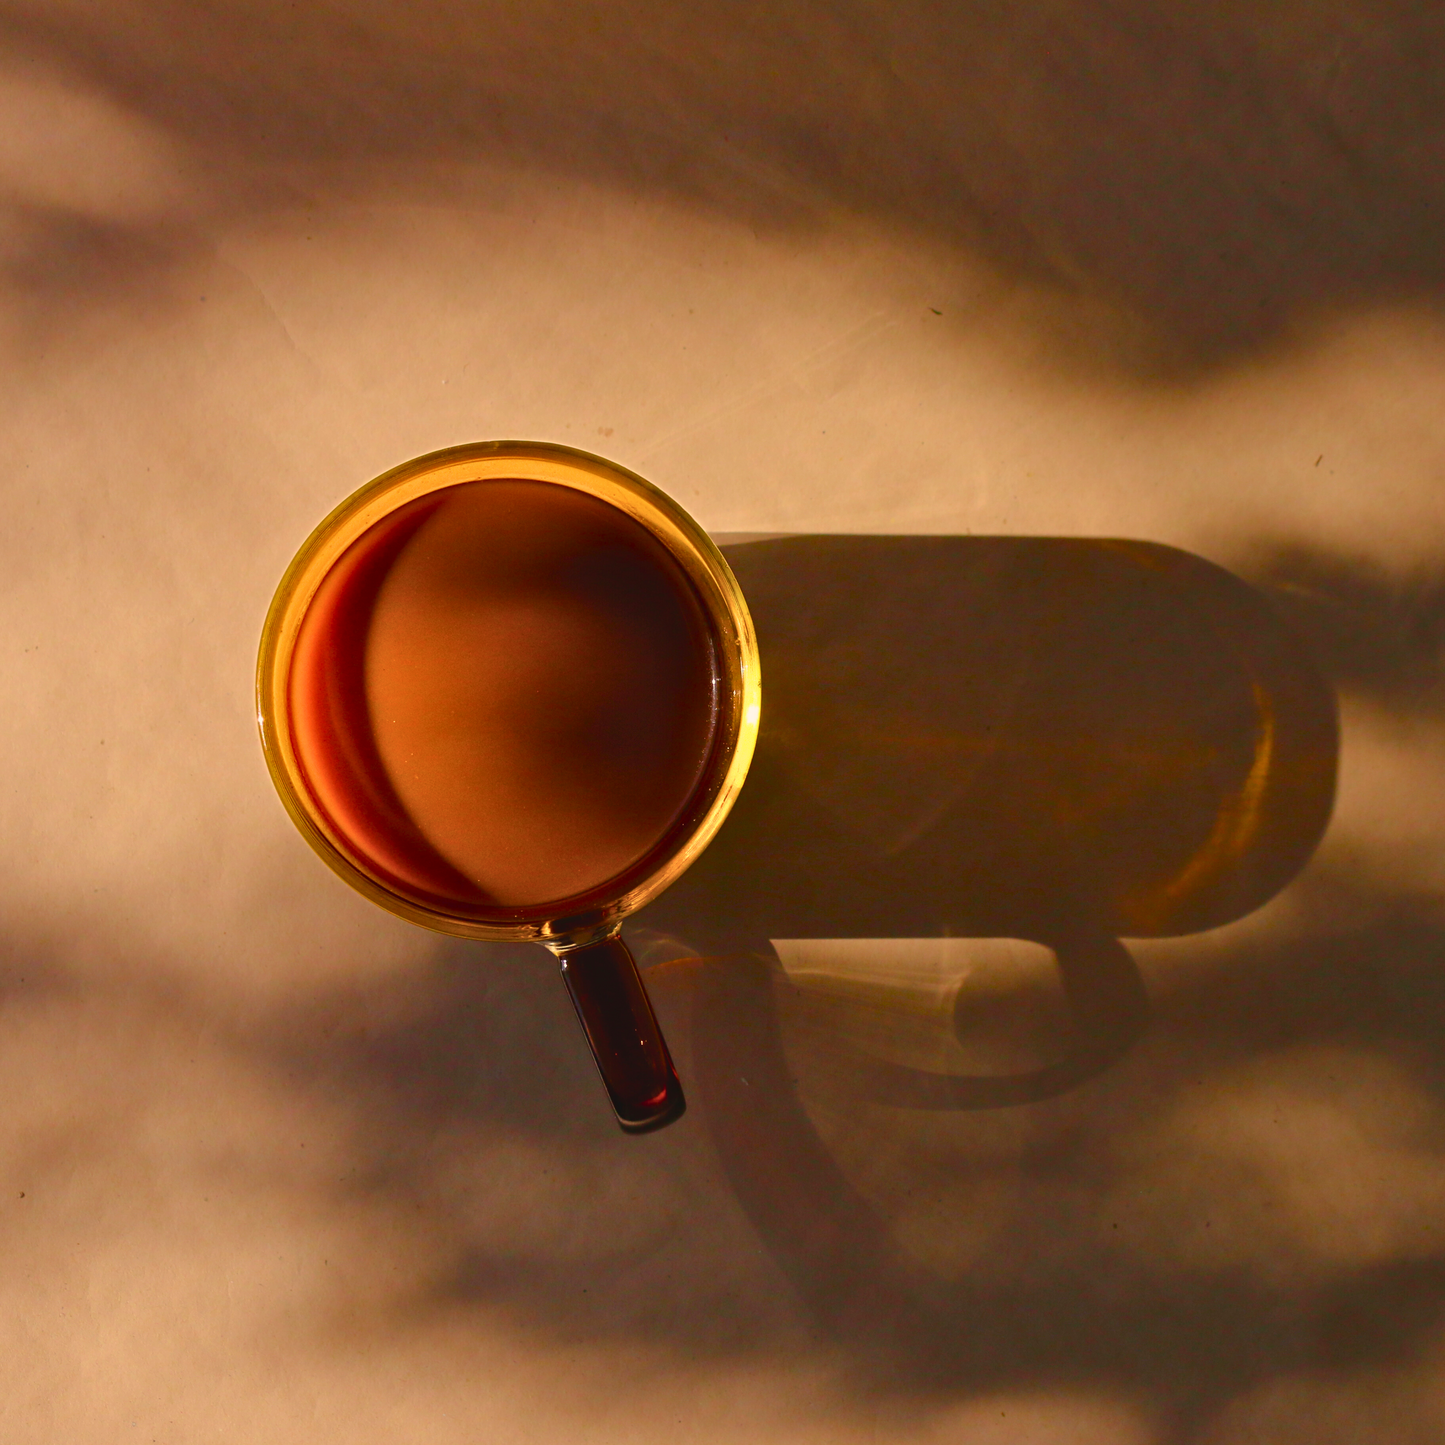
[257,940,814,1357]
[1,0,1445,371]
[1250,544,1445,714]
[242,860,1445,1441]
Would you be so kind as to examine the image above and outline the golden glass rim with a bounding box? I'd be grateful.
[256,440,761,944]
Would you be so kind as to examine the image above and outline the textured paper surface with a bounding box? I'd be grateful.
[2,5,1444,1442]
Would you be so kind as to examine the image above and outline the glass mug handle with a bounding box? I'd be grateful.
[548,933,686,1132]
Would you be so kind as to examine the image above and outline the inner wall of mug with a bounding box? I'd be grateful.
[285,477,726,921]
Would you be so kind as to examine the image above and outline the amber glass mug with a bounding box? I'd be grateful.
[257,442,760,1132]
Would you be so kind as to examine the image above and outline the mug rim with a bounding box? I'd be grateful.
[256,440,761,944]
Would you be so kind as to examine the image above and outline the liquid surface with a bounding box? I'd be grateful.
[288,479,718,909]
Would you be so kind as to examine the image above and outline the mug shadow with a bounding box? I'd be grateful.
[641,534,1338,1106]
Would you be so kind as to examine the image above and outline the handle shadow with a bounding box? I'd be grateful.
[807,933,1149,1109]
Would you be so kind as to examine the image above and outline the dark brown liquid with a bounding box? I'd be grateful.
[288,480,719,911]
